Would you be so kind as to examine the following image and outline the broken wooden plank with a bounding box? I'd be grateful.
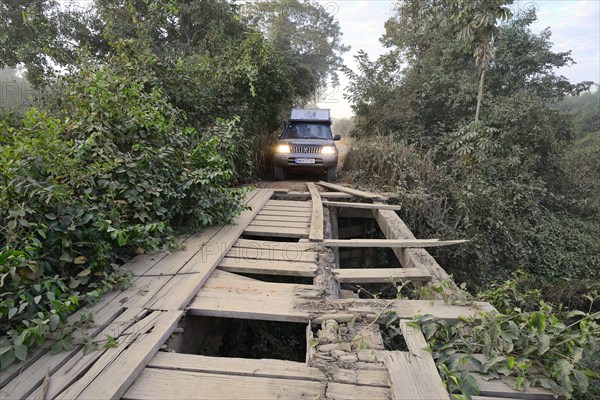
[333,267,431,283]
[123,368,326,400]
[322,239,468,248]
[323,200,402,210]
[382,351,449,400]
[145,190,274,311]
[56,310,183,400]
[219,257,318,277]
[27,308,148,400]
[317,181,388,200]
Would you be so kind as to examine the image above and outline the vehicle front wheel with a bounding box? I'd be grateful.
[274,166,286,181]
[326,167,338,182]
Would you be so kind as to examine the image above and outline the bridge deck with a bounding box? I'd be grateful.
[1,184,553,400]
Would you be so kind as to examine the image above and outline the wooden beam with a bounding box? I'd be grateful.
[317,181,388,200]
[323,201,402,210]
[322,239,468,248]
[371,205,465,299]
[307,183,324,241]
[275,191,354,200]
[333,268,431,283]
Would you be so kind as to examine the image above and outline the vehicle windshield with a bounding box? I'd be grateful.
[283,123,333,140]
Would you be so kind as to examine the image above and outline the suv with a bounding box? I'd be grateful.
[273,108,340,181]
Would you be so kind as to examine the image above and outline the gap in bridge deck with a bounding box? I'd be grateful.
[337,216,415,300]
[167,316,308,362]
[241,234,302,243]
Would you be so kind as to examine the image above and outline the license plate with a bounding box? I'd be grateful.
[295,158,316,164]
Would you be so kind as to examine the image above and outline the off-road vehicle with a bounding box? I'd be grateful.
[273,108,340,181]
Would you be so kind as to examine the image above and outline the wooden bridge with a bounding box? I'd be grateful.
[1,183,555,399]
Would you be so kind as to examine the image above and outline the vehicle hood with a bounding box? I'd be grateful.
[278,138,335,146]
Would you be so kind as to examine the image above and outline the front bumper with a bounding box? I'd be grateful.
[274,153,338,169]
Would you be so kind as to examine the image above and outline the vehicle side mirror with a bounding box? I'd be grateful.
[334,134,341,141]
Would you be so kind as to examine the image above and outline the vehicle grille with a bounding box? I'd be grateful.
[290,145,321,154]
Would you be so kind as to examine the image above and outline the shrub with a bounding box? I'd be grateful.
[0,61,245,369]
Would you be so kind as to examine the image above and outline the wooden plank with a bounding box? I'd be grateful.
[244,225,309,238]
[0,306,124,399]
[219,257,318,277]
[57,310,183,400]
[138,227,223,276]
[123,368,326,400]
[146,190,274,311]
[148,352,325,381]
[188,292,493,323]
[333,267,431,283]
[323,200,402,210]
[325,382,389,400]
[253,214,311,223]
[233,238,317,251]
[248,219,309,228]
[262,206,313,213]
[201,276,322,297]
[317,181,388,200]
[266,200,311,208]
[189,278,317,322]
[227,247,316,262]
[27,307,149,400]
[322,239,468,248]
[256,209,311,217]
[473,375,554,400]
[307,182,324,242]
[382,351,449,400]
[276,191,354,200]
[372,205,464,299]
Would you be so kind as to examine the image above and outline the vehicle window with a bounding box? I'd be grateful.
[284,123,333,140]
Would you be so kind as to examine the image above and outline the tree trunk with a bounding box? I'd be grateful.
[475,65,486,122]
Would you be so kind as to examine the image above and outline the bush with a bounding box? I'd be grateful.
[384,272,600,399]
[0,61,245,369]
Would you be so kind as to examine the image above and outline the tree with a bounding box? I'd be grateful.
[444,0,513,121]
[246,0,350,102]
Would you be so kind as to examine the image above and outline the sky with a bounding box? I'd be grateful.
[316,0,600,118]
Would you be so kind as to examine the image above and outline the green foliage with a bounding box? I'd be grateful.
[343,4,599,296]
[0,55,245,369]
[385,272,600,399]
[247,0,350,101]
[553,90,600,139]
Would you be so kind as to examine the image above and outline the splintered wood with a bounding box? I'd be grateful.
[1,183,553,400]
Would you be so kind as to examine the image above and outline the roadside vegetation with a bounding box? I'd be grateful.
[343,3,599,303]
[342,2,599,398]
[0,0,347,369]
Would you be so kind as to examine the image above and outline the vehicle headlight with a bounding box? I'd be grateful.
[321,146,336,155]
[277,145,291,154]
